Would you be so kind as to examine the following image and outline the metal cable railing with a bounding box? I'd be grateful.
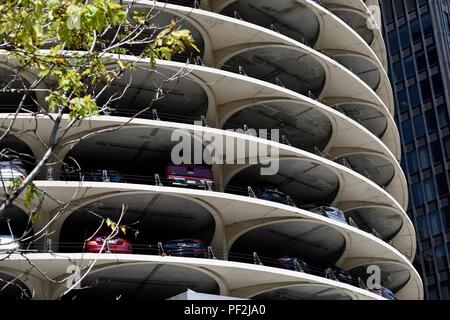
[31,168,389,243]
[32,241,379,295]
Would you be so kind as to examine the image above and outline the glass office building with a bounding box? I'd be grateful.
[380,0,450,299]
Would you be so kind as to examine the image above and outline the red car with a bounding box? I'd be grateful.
[164,164,213,189]
[85,233,132,254]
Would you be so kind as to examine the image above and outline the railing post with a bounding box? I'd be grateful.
[152,109,160,120]
[293,259,304,272]
[207,246,217,260]
[154,174,163,186]
[287,195,297,207]
[158,242,166,256]
[253,252,263,266]
[248,186,256,198]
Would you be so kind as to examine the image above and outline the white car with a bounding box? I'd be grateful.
[0,235,21,252]
[0,159,27,182]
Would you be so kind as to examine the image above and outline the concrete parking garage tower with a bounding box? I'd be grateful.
[0,0,423,300]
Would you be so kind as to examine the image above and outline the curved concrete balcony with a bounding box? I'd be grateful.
[0,115,406,209]
[129,0,393,115]
[194,0,392,111]
[0,180,422,299]
[0,253,392,300]
[320,0,388,69]
[0,118,412,257]
[0,54,401,161]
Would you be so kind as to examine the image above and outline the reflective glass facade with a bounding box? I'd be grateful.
[380,0,450,300]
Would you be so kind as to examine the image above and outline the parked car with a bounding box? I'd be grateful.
[162,239,207,258]
[277,256,310,273]
[253,184,290,205]
[84,169,124,183]
[0,159,26,182]
[312,206,348,225]
[85,233,132,254]
[326,265,353,285]
[370,286,396,300]
[164,164,213,190]
[0,235,22,252]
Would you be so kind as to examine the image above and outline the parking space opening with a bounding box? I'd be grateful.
[221,0,320,46]
[0,135,36,174]
[348,263,411,294]
[61,264,220,300]
[328,9,374,45]
[222,47,325,98]
[63,126,213,186]
[229,220,346,271]
[95,66,208,123]
[0,273,31,300]
[0,67,37,113]
[226,159,340,207]
[345,207,403,241]
[59,193,215,254]
[335,153,395,188]
[224,101,332,153]
[335,103,388,138]
[123,9,205,62]
[252,285,352,300]
[0,205,33,241]
[332,54,380,90]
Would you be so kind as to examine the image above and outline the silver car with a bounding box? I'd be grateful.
[0,160,27,182]
[0,235,21,252]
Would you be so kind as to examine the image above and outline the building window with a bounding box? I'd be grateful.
[424,179,437,202]
[444,137,450,159]
[425,109,437,132]
[412,183,424,206]
[410,17,422,42]
[421,12,433,37]
[436,173,448,196]
[418,215,430,240]
[389,30,400,53]
[399,24,411,49]
[427,46,438,66]
[404,55,415,77]
[402,118,413,142]
[419,146,431,168]
[407,150,419,174]
[432,73,444,95]
[428,284,439,300]
[415,51,427,70]
[423,249,435,274]
[409,83,421,107]
[435,245,447,270]
[430,211,442,236]
[430,141,443,163]
[420,79,432,101]
[393,61,404,83]
[414,115,426,137]
[437,104,449,128]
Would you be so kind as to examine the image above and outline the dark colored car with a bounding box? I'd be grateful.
[277,256,310,273]
[370,287,396,300]
[326,265,353,285]
[84,169,124,183]
[85,233,132,254]
[312,206,348,225]
[253,184,290,205]
[162,239,207,258]
[164,164,213,190]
